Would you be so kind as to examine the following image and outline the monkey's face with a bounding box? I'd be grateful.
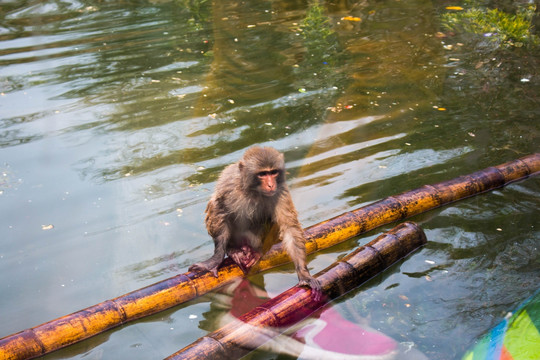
[239,147,286,197]
[257,169,280,197]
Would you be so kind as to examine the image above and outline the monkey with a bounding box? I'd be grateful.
[189,146,321,295]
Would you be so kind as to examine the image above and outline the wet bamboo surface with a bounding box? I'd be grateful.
[166,222,427,359]
[0,153,538,360]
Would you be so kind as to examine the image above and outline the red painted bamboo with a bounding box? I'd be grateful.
[165,221,427,359]
[0,153,538,360]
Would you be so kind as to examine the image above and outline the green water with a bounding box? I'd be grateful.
[0,0,538,359]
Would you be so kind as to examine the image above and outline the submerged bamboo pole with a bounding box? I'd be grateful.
[166,222,427,359]
[0,153,538,360]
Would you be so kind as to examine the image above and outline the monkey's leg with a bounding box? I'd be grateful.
[189,237,227,277]
[228,245,261,273]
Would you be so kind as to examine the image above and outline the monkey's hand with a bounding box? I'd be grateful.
[189,260,220,278]
[228,246,261,274]
[298,276,323,302]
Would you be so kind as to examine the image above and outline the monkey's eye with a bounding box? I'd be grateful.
[257,169,279,178]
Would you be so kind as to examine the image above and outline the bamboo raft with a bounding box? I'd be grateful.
[166,222,427,359]
[0,153,539,360]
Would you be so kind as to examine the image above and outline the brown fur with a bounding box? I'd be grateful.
[189,147,321,294]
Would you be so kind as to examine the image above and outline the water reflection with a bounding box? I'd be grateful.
[0,0,539,359]
[198,276,428,359]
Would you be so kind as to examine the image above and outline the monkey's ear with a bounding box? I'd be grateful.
[238,161,244,171]
[278,153,285,165]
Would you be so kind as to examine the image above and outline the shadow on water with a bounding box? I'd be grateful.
[0,0,539,359]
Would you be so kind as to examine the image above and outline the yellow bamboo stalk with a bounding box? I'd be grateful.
[0,153,538,360]
[259,153,540,267]
[165,222,427,359]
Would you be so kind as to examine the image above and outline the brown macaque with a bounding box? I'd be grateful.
[189,146,321,295]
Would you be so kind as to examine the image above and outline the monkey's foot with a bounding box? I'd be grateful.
[189,262,220,277]
[228,246,261,273]
[298,277,323,302]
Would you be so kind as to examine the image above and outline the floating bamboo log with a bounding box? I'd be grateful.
[166,221,427,359]
[269,152,540,270]
[0,153,538,360]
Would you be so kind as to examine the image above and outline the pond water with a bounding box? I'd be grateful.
[1,0,539,359]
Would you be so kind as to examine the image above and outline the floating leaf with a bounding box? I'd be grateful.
[341,16,362,22]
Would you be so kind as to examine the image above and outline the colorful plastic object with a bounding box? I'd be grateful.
[463,289,540,360]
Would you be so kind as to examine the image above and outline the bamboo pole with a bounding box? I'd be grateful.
[258,152,540,269]
[0,153,538,360]
[166,221,427,359]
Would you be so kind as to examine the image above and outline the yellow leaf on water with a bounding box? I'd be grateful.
[341,16,362,22]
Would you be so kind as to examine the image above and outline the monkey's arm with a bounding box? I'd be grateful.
[281,227,321,290]
[189,235,227,277]
[189,199,230,277]
[276,195,322,297]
